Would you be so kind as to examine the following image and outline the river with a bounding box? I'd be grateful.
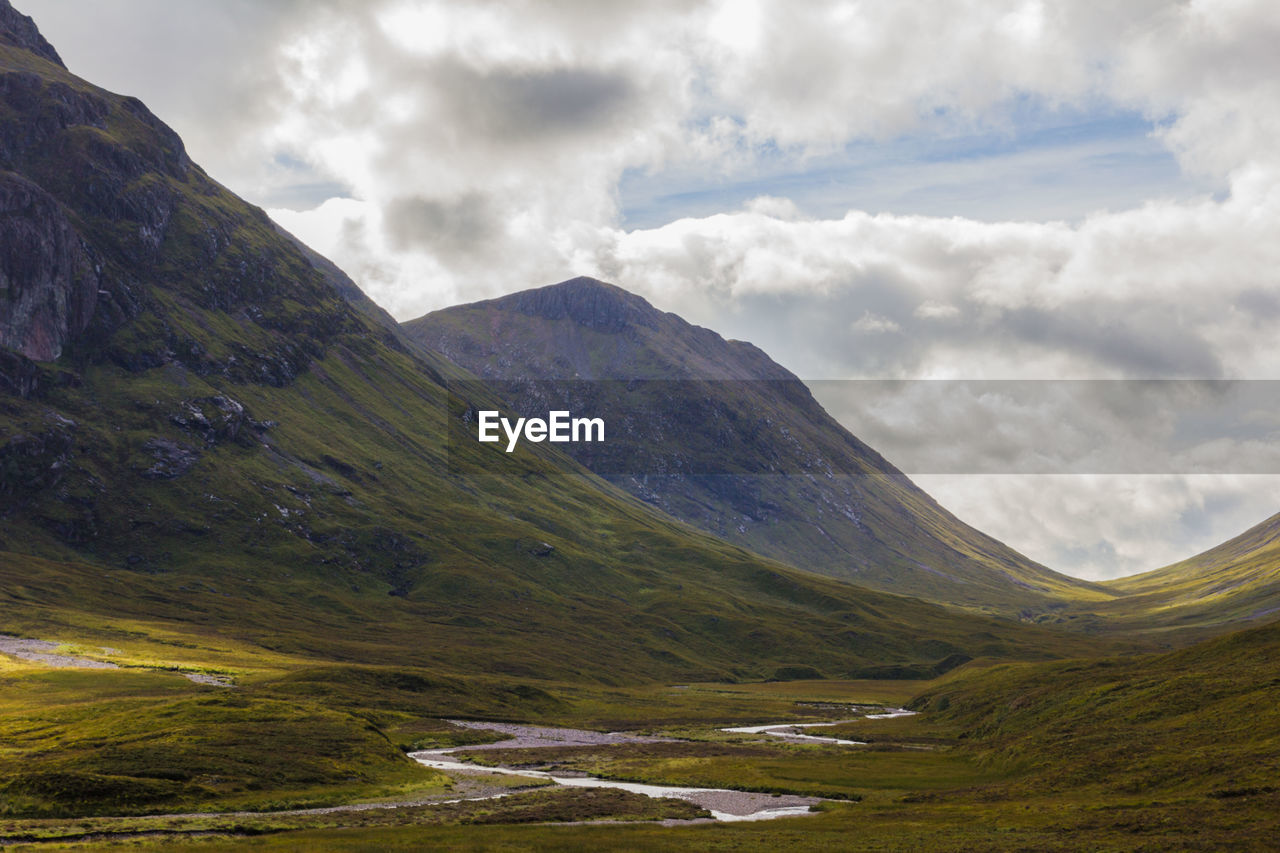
[410,710,916,822]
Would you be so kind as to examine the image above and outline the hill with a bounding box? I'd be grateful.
[404,276,1111,616]
[909,617,1280,804]
[1082,511,1280,632]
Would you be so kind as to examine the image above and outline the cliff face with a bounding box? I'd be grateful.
[0,6,373,387]
[0,18,107,363]
[0,11,182,366]
[0,170,100,360]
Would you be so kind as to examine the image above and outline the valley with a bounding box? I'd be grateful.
[1,636,1277,849]
[0,2,1278,849]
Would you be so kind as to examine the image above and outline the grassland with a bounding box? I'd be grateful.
[0,625,1276,849]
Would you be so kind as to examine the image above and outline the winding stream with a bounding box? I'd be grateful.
[411,710,916,822]
[411,749,814,821]
[722,708,917,746]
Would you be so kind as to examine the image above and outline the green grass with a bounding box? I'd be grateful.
[910,619,1280,799]
[457,740,995,800]
[0,635,1276,847]
[150,791,1275,852]
[0,667,451,818]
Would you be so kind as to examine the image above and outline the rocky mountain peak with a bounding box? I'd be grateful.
[507,276,661,332]
[0,2,64,68]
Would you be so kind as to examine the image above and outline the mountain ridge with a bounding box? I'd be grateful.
[1087,510,1280,630]
[0,0,61,67]
[405,276,1112,616]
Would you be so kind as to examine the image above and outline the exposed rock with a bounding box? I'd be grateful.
[0,171,99,360]
[0,1,64,68]
[0,17,367,390]
[0,72,109,169]
[529,541,555,557]
[139,437,200,480]
[321,454,360,480]
[169,395,252,446]
[0,634,118,669]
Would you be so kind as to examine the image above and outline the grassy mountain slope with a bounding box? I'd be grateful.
[1086,511,1280,632]
[910,617,1280,802]
[404,277,1111,616]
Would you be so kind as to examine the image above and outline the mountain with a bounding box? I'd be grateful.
[0,0,1103,692]
[404,277,1111,616]
[1089,512,1280,631]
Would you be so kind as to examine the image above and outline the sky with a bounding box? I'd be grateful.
[28,0,1280,580]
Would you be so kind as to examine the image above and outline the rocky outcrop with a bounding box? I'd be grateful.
[138,437,199,480]
[168,395,272,447]
[0,0,64,68]
[0,6,381,392]
[0,170,99,361]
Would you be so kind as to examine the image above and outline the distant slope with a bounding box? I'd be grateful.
[1091,512,1280,631]
[403,277,1111,616]
[911,617,1280,801]
[0,6,1101,686]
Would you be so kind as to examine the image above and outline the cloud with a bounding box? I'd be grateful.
[852,312,901,334]
[585,174,1280,381]
[384,194,499,258]
[810,380,1280,476]
[441,64,639,140]
[35,1,1280,331]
